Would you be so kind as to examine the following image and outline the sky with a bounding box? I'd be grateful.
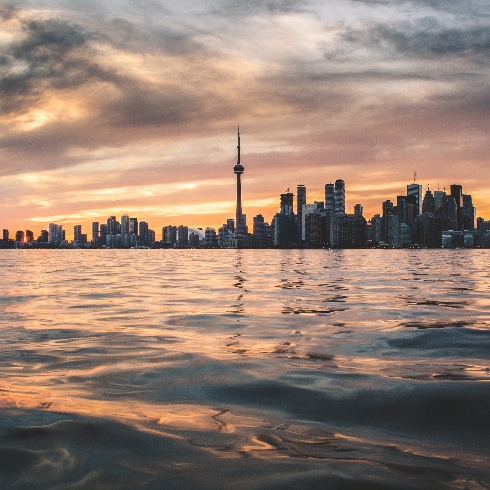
[1,0,490,239]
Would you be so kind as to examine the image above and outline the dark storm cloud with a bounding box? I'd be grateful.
[207,0,307,17]
[342,19,490,59]
[0,17,100,112]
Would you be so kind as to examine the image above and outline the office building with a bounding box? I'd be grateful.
[334,179,345,215]
[297,185,306,240]
[422,186,436,215]
[407,183,422,215]
[121,214,130,237]
[130,217,138,236]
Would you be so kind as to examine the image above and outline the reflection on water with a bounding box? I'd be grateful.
[0,249,489,489]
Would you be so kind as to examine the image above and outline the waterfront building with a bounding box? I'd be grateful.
[121,214,130,237]
[49,223,63,243]
[99,224,108,246]
[386,214,399,247]
[399,222,411,246]
[74,225,82,242]
[433,215,450,247]
[434,190,445,214]
[334,179,345,215]
[253,215,267,246]
[273,213,296,247]
[412,213,434,247]
[177,225,188,247]
[2,229,8,245]
[422,186,436,215]
[325,183,334,213]
[462,194,475,230]
[163,225,177,245]
[397,195,416,226]
[204,228,217,247]
[273,191,296,246]
[280,192,294,216]
[139,221,149,246]
[382,200,394,242]
[189,232,200,248]
[304,212,325,247]
[335,215,367,248]
[130,218,138,236]
[297,185,306,241]
[226,219,235,233]
[92,222,99,242]
[407,182,422,215]
[302,202,324,242]
[450,184,463,230]
[15,230,24,242]
[441,194,458,230]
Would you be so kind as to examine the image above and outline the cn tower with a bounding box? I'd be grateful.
[234,125,244,233]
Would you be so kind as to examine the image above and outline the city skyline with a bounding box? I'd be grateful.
[1,1,490,236]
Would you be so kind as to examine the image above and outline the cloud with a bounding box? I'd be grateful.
[340,19,490,60]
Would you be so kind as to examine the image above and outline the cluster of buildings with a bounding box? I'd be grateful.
[2,129,490,249]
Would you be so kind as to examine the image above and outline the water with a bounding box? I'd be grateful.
[0,249,489,489]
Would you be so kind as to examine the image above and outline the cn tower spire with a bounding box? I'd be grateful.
[233,125,244,234]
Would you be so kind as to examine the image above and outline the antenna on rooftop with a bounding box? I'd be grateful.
[414,171,417,183]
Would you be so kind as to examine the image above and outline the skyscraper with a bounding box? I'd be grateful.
[297,185,306,241]
[121,214,130,237]
[325,183,335,213]
[450,184,463,230]
[74,225,82,242]
[92,222,99,242]
[422,186,436,215]
[407,182,422,215]
[234,126,245,234]
[334,179,345,215]
[130,218,138,236]
[462,194,475,230]
[280,192,294,216]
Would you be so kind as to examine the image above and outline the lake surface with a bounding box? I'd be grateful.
[0,249,489,489]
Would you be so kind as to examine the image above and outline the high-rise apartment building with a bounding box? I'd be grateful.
[253,214,266,246]
[92,222,99,242]
[74,225,82,242]
[49,223,63,243]
[297,185,306,241]
[120,214,130,236]
[325,183,335,213]
[177,225,189,247]
[163,225,177,244]
[3,229,9,244]
[354,204,363,217]
[107,216,117,236]
[280,192,294,216]
[130,218,138,236]
[139,221,149,246]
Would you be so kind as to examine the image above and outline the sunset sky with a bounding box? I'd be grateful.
[1,0,489,239]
